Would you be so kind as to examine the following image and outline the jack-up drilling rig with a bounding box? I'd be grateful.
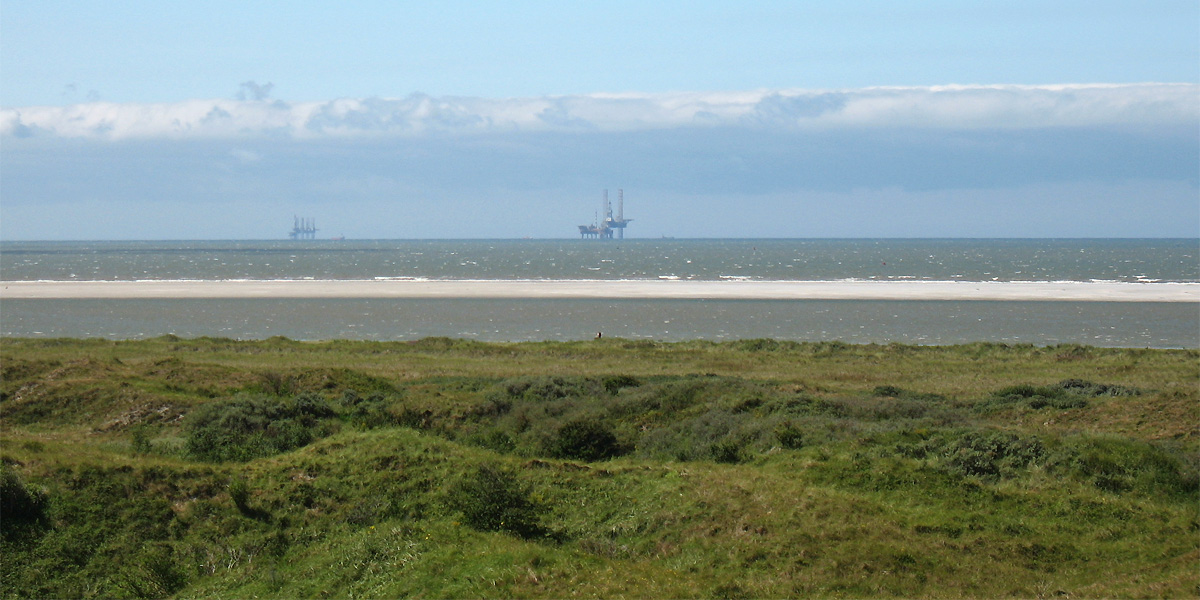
[288,216,318,240]
[578,189,632,239]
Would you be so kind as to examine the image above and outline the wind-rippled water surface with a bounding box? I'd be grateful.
[2,239,1197,283]
[3,298,1196,348]
[2,239,1196,347]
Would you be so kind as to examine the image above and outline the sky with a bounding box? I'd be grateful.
[1,1,1197,240]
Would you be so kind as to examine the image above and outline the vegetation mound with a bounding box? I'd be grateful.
[1,337,1196,598]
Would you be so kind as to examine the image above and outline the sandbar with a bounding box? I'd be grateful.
[2,279,1197,302]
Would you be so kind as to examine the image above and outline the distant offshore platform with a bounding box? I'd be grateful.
[288,216,317,240]
[578,189,632,240]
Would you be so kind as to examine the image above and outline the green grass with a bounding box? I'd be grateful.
[1,336,1197,598]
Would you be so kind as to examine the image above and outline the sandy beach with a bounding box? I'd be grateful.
[2,279,1197,302]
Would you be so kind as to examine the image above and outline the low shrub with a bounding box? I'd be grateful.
[258,371,298,396]
[467,396,513,420]
[600,375,641,394]
[0,465,48,535]
[872,386,949,403]
[130,425,153,455]
[499,376,604,402]
[735,338,796,352]
[229,477,251,513]
[615,376,780,417]
[1059,435,1195,497]
[407,336,490,352]
[446,464,543,538]
[635,409,766,463]
[873,385,906,398]
[341,391,399,429]
[709,440,744,464]
[1056,379,1140,397]
[396,407,435,430]
[979,379,1136,412]
[469,429,517,454]
[545,418,622,462]
[825,396,934,420]
[774,422,805,450]
[622,379,708,413]
[184,394,338,462]
[113,542,189,599]
[293,392,336,418]
[942,431,1046,479]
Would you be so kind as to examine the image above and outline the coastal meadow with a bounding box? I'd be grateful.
[2,336,1197,598]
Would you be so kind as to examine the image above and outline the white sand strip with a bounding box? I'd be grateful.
[2,280,1198,302]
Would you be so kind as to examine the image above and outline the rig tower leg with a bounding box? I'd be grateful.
[618,189,624,239]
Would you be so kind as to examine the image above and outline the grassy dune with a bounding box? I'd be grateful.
[2,336,1197,598]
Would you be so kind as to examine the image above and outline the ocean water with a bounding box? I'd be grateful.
[2,239,1197,347]
[2,239,1196,282]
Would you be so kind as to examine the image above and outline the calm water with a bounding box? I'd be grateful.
[2,239,1197,347]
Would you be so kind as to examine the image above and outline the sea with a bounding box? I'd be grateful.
[2,239,1197,348]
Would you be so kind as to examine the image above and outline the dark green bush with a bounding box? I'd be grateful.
[546,418,621,462]
[1055,379,1140,397]
[407,336,490,352]
[630,379,708,413]
[1029,396,1088,410]
[825,396,934,420]
[944,431,1046,479]
[447,464,543,538]
[396,407,434,430]
[470,429,517,454]
[872,386,949,403]
[980,380,1139,412]
[1059,436,1194,497]
[184,394,337,462]
[735,338,783,352]
[468,396,513,419]
[633,377,767,414]
[113,542,189,599]
[469,375,642,458]
[501,376,602,402]
[778,394,838,417]
[774,422,805,450]
[982,384,1082,411]
[0,465,47,535]
[130,425,152,455]
[709,440,744,464]
[341,392,399,429]
[292,392,336,418]
[635,409,765,462]
[731,396,765,413]
[229,477,251,513]
[600,375,641,394]
[258,371,298,396]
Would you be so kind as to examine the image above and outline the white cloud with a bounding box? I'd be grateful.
[2,83,1195,140]
[2,84,1195,240]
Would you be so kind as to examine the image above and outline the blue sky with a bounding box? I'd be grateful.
[1,1,1197,239]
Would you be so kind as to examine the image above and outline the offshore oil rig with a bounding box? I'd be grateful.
[288,216,318,240]
[578,189,633,239]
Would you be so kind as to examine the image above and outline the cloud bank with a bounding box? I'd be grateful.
[1,84,1196,239]
[3,83,1195,140]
